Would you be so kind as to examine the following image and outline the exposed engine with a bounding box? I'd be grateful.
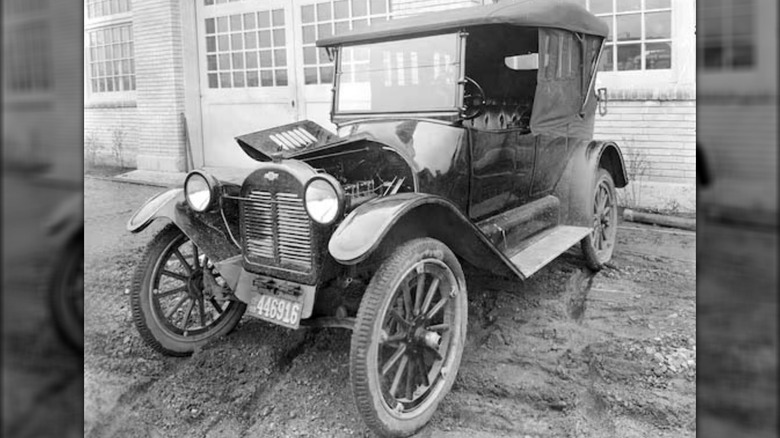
[300,141,415,209]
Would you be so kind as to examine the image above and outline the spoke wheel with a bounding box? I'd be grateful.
[49,235,84,352]
[581,169,618,270]
[351,238,467,437]
[131,224,246,356]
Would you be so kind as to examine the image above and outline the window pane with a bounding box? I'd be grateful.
[645,11,671,39]
[217,16,228,32]
[218,35,229,51]
[646,0,670,9]
[274,49,287,66]
[259,50,272,67]
[303,47,317,64]
[273,29,285,46]
[302,26,315,44]
[219,54,230,69]
[351,0,367,16]
[231,33,243,50]
[589,0,612,14]
[334,0,349,19]
[335,21,349,35]
[246,51,258,68]
[732,41,753,68]
[232,52,244,69]
[245,32,257,49]
[205,18,215,34]
[230,14,242,31]
[246,70,259,86]
[258,11,270,28]
[615,14,641,41]
[260,70,274,86]
[616,44,641,70]
[616,0,640,12]
[258,30,271,48]
[320,66,334,83]
[301,5,315,23]
[317,2,331,21]
[645,42,671,69]
[318,23,332,39]
[220,72,232,88]
[233,71,245,87]
[272,9,284,26]
[207,54,217,71]
[370,0,386,14]
[206,36,216,52]
[304,67,318,84]
[275,69,288,86]
[244,13,256,30]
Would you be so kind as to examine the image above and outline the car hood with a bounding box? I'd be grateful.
[235,120,342,161]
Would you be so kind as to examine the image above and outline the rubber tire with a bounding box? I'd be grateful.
[130,224,246,356]
[49,236,84,352]
[350,238,468,437]
[581,169,618,271]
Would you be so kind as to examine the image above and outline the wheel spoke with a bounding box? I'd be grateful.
[389,309,412,328]
[193,244,199,267]
[390,355,409,398]
[162,270,188,282]
[181,299,195,330]
[416,353,430,387]
[414,268,425,316]
[425,295,450,320]
[381,333,407,345]
[172,249,193,274]
[421,277,440,315]
[155,286,187,298]
[381,344,408,376]
[165,295,189,319]
[198,297,206,327]
[405,355,414,400]
[426,323,449,332]
[401,284,413,319]
[209,298,224,314]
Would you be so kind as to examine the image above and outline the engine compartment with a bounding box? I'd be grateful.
[300,141,415,207]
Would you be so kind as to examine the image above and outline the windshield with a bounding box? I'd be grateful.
[335,33,462,114]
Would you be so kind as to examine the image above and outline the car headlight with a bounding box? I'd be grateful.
[184,171,219,212]
[304,175,344,225]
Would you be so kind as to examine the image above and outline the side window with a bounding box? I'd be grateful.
[504,53,538,70]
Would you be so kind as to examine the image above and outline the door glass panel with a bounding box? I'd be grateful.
[205,7,288,88]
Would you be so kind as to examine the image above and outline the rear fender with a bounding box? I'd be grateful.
[328,193,524,280]
[553,140,628,226]
[126,189,240,263]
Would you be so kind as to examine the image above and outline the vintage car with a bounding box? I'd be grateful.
[127,1,625,435]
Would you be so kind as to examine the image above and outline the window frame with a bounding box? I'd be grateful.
[84,6,135,105]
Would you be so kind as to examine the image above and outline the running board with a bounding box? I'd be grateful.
[508,226,592,278]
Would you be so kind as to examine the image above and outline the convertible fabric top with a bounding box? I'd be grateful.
[316,0,608,47]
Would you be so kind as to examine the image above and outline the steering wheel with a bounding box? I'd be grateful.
[461,76,486,120]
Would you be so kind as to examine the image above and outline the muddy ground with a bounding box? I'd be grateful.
[84,178,696,437]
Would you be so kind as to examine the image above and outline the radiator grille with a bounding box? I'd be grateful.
[243,190,312,270]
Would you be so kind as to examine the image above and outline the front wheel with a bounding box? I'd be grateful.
[350,238,468,437]
[130,224,246,356]
[581,169,619,270]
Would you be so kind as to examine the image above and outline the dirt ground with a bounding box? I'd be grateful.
[83,177,696,438]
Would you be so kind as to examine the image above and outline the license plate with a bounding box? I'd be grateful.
[248,292,303,329]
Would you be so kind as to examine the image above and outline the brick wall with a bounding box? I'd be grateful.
[84,105,139,167]
[594,97,696,212]
[132,0,186,172]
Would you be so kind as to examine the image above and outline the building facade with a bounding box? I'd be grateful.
[84,0,698,211]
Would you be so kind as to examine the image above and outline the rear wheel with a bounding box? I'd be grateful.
[130,224,246,356]
[581,169,618,270]
[350,238,467,437]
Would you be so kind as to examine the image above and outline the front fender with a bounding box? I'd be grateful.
[328,193,524,280]
[127,189,239,262]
